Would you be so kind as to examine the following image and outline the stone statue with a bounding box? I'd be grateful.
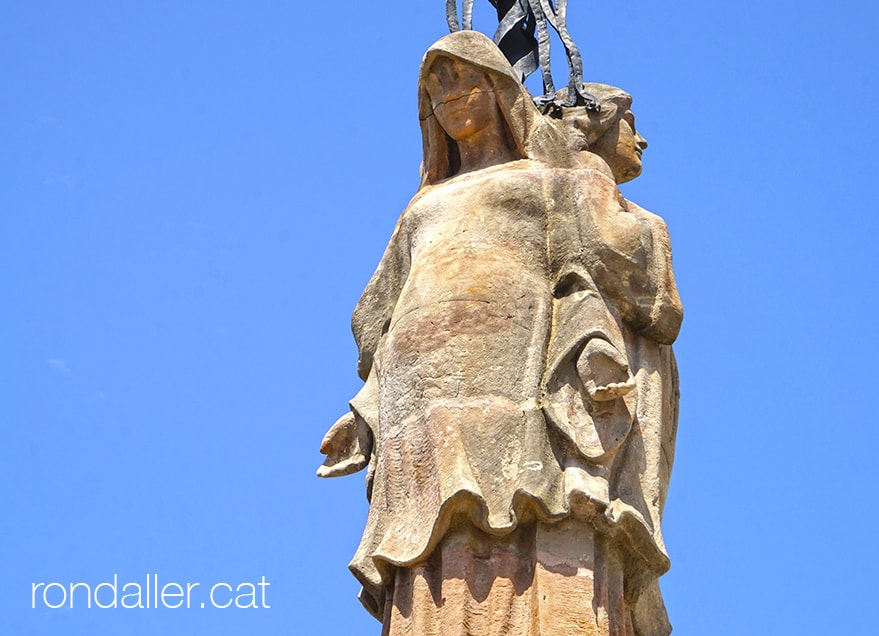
[319,30,682,635]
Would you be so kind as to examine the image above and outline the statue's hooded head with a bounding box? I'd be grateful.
[418,31,571,186]
[555,84,633,146]
[555,83,648,183]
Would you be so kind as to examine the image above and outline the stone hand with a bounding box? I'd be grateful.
[317,411,372,478]
[576,338,636,402]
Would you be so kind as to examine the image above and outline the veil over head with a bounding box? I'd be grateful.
[556,82,635,149]
[417,30,573,185]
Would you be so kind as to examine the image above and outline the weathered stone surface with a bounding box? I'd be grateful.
[383,521,635,635]
[319,30,682,635]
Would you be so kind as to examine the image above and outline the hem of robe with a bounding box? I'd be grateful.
[350,484,669,621]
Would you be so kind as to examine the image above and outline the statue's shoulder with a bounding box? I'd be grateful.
[621,198,671,234]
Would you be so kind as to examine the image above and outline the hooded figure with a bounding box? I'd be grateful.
[319,31,682,636]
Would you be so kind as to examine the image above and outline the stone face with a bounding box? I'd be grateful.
[319,30,682,636]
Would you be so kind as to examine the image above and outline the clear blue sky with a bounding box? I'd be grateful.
[2,2,877,634]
